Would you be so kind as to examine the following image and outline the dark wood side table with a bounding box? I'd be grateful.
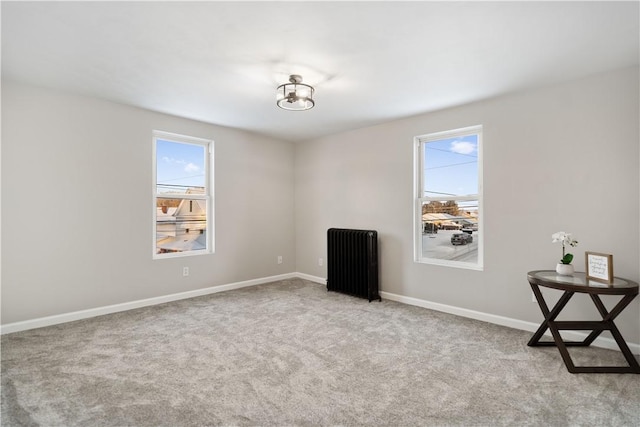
[527,270,640,374]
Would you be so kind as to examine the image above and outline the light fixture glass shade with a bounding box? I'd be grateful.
[276,74,315,111]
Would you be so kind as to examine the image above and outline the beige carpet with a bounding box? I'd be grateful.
[2,278,639,426]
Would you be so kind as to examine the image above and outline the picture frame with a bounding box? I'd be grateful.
[585,252,614,284]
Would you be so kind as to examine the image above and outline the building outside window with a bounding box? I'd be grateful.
[414,125,482,270]
[153,131,214,258]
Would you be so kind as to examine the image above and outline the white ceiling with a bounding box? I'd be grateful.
[2,1,638,143]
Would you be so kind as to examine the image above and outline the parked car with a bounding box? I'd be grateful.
[451,233,473,245]
[462,224,478,234]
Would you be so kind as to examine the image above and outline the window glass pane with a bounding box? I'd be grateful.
[423,134,478,197]
[420,200,479,264]
[156,139,206,195]
[156,197,207,254]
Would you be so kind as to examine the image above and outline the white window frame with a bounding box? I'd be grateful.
[413,125,483,270]
[152,130,214,259]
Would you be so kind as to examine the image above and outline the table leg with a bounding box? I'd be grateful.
[583,294,640,373]
[528,285,579,371]
[528,282,640,374]
[527,283,574,346]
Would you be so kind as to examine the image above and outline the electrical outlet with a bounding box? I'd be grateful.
[318,258,324,266]
[277,256,283,265]
[183,267,189,277]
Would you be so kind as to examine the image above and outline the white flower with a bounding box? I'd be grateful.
[552,231,578,247]
[552,231,579,263]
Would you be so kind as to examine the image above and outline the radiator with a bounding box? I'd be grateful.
[327,228,380,302]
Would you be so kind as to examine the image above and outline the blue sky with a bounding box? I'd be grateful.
[423,134,478,197]
[156,139,205,192]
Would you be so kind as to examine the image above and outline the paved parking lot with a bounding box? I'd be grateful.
[422,229,479,262]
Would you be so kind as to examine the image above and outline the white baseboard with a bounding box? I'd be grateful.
[3,272,639,357]
[0,273,297,335]
[295,272,326,284]
[379,290,640,356]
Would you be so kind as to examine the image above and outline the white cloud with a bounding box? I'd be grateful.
[184,163,200,173]
[450,141,476,155]
[162,156,187,165]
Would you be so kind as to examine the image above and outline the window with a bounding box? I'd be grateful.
[153,131,214,258]
[414,125,482,270]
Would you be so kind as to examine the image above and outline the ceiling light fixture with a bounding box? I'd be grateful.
[276,74,315,111]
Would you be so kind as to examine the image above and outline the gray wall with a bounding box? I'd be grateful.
[295,67,640,345]
[2,80,296,324]
[3,68,639,347]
